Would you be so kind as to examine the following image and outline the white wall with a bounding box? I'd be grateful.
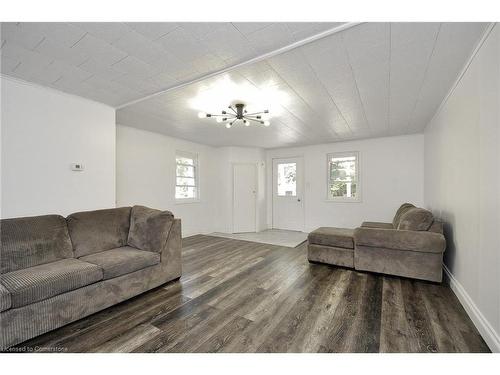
[266,134,424,232]
[116,125,219,237]
[424,25,500,352]
[1,77,116,218]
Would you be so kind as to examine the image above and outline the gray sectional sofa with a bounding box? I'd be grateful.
[0,205,182,350]
[308,203,446,282]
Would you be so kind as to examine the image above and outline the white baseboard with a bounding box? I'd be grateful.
[443,265,500,352]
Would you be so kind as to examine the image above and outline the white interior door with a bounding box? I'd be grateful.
[272,157,304,231]
[233,163,257,233]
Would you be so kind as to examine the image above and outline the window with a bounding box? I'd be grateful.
[327,152,360,201]
[175,151,199,201]
[277,162,297,196]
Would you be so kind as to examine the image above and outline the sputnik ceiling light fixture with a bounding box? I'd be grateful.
[198,103,270,129]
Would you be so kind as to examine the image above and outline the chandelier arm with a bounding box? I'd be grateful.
[228,106,237,114]
[244,115,263,119]
[245,111,268,116]
[212,114,236,118]
[246,117,263,124]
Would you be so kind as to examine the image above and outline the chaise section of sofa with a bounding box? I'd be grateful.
[353,225,446,282]
[0,205,182,350]
[307,203,447,283]
[307,227,355,268]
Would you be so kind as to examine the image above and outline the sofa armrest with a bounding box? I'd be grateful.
[161,218,182,263]
[127,205,174,253]
[353,227,445,253]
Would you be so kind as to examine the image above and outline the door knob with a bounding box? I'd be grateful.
[297,198,301,202]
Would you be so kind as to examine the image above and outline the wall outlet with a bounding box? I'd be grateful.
[71,163,84,171]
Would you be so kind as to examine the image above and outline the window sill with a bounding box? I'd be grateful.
[175,199,201,205]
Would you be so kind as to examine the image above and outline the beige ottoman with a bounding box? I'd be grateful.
[307,227,354,268]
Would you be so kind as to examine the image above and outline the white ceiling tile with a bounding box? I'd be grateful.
[111,55,160,78]
[389,30,438,129]
[191,53,226,73]
[343,24,390,132]
[111,30,167,64]
[244,23,294,54]
[147,71,178,89]
[240,68,287,89]
[198,24,256,62]
[112,73,163,95]
[78,58,126,80]
[0,55,19,74]
[125,22,179,40]
[408,22,488,131]
[72,22,132,44]
[342,23,390,52]
[232,23,273,36]
[21,23,87,48]
[1,42,53,71]
[50,68,92,90]
[10,59,48,80]
[27,60,72,85]
[51,65,93,86]
[342,24,390,82]
[390,22,440,48]
[34,38,89,66]
[300,34,371,133]
[71,33,127,66]
[1,22,44,50]
[178,23,229,40]
[1,41,32,61]
[155,27,209,63]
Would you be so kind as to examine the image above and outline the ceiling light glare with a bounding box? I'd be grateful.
[189,74,289,118]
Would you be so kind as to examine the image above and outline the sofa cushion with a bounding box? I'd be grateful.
[428,220,444,234]
[1,259,103,308]
[361,221,394,229]
[79,246,160,280]
[67,207,132,257]
[127,205,174,253]
[1,215,74,274]
[398,207,434,231]
[308,227,354,249]
[353,227,446,253]
[0,283,11,312]
[392,203,415,228]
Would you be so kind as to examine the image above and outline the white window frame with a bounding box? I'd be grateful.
[175,151,200,203]
[326,151,361,202]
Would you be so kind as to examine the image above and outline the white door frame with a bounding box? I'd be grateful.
[232,162,258,233]
[271,155,305,232]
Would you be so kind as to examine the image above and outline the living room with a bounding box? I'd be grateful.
[1,0,499,372]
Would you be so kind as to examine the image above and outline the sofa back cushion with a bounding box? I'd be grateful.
[127,205,174,253]
[428,220,444,234]
[67,207,131,257]
[1,215,74,273]
[392,203,415,228]
[397,207,434,231]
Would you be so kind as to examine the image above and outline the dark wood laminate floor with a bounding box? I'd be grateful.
[17,235,490,353]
